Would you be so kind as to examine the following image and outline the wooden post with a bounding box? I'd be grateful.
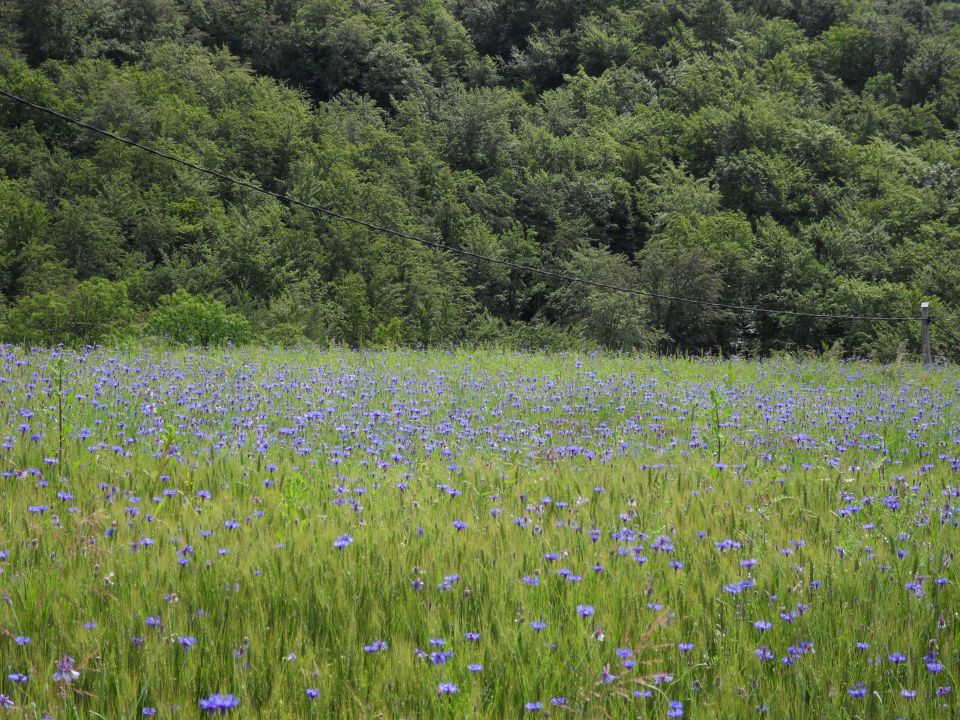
[921,301,932,365]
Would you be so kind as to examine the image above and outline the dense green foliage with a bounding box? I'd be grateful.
[0,0,959,357]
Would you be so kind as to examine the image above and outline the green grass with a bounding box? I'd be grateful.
[0,347,957,718]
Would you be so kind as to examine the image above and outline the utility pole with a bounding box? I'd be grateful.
[921,302,932,365]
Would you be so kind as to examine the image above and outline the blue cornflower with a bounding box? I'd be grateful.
[199,693,239,713]
[437,682,459,695]
[142,708,157,716]
[551,697,567,706]
[667,700,684,717]
[678,642,694,653]
[13,637,29,646]
[333,534,353,549]
[525,701,543,712]
[53,655,79,683]
[467,663,483,673]
[531,620,546,631]
[452,520,468,530]
[754,621,771,631]
[306,689,320,700]
[7,673,27,684]
[577,604,595,618]
[364,640,388,653]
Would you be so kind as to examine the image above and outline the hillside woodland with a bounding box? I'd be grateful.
[1,0,959,356]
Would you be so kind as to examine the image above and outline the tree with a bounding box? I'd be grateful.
[903,37,959,105]
[548,245,662,350]
[638,231,728,351]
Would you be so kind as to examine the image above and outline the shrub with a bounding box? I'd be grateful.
[65,277,133,342]
[1,291,68,344]
[1,277,131,345]
[147,289,250,345]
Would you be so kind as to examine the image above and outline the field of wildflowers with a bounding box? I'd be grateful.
[0,346,957,718]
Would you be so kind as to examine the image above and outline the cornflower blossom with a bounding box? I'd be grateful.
[199,693,240,713]
[53,655,79,684]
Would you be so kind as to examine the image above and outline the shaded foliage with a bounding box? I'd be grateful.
[0,0,958,357]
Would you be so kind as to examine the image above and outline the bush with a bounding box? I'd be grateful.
[147,289,250,345]
[1,292,68,344]
[1,278,131,345]
[65,277,133,342]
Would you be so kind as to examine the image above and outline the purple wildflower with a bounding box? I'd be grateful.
[53,655,79,684]
[199,693,240,714]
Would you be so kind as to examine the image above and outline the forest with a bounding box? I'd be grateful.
[0,0,959,357]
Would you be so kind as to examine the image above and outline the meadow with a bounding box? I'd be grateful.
[0,346,957,719]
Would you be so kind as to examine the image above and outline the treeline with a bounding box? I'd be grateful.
[0,0,959,357]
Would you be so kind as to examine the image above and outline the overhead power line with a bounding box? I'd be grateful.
[932,319,960,347]
[0,88,919,323]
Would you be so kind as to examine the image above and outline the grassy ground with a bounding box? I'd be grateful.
[0,346,957,718]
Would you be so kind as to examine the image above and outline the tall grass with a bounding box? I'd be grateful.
[0,346,956,718]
